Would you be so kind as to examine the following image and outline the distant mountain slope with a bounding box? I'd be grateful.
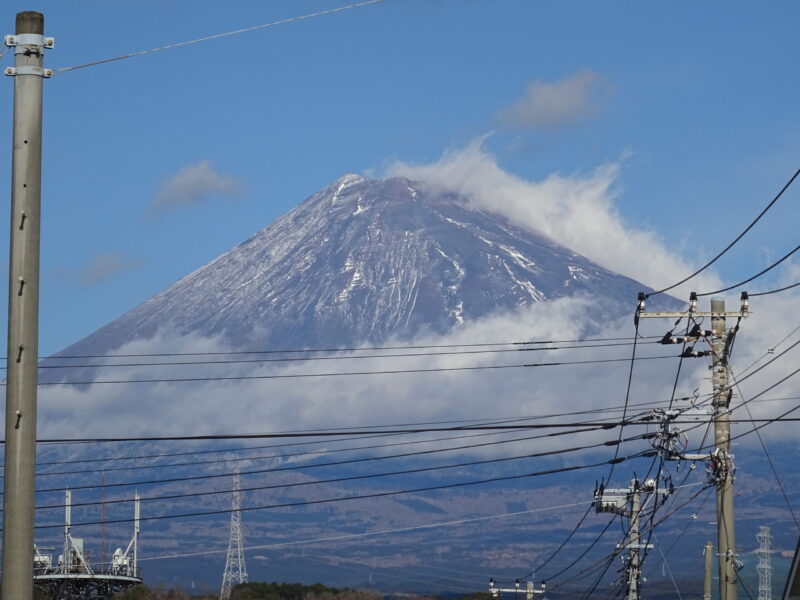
[53,174,677,360]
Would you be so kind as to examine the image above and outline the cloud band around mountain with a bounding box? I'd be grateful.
[386,139,721,299]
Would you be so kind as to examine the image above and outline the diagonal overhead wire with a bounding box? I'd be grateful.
[696,242,800,297]
[6,353,676,387]
[647,166,800,297]
[32,452,654,530]
[751,280,800,297]
[138,499,591,562]
[55,0,389,74]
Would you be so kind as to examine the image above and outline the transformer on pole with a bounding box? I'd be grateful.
[594,478,660,600]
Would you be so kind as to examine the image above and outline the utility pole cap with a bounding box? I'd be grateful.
[16,11,44,35]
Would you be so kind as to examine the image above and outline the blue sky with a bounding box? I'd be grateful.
[0,0,799,355]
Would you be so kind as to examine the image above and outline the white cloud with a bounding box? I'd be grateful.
[35,150,800,459]
[33,300,693,444]
[33,287,800,458]
[497,70,614,130]
[77,252,145,287]
[387,139,722,298]
[147,159,239,218]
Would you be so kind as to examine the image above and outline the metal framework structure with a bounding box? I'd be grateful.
[33,490,142,599]
[757,526,773,600]
[488,577,546,600]
[221,471,248,600]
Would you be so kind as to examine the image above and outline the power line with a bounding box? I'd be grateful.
[54,0,389,74]
[137,499,591,562]
[719,386,800,447]
[550,480,705,598]
[648,486,713,581]
[38,434,619,509]
[549,320,652,598]
[723,335,800,395]
[646,166,800,297]
[16,405,800,448]
[751,281,800,297]
[5,393,709,475]
[730,367,800,532]
[34,429,652,498]
[14,417,660,445]
[542,515,617,583]
[27,340,656,372]
[30,429,561,478]
[525,504,593,578]
[35,335,658,361]
[607,319,641,482]
[29,411,575,455]
[28,399,667,473]
[548,550,619,594]
[33,421,621,479]
[33,451,655,530]
[33,335,656,362]
[696,241,800,297]
[17,354,677,387]
[299,551,479,594]
[734,322,800,380]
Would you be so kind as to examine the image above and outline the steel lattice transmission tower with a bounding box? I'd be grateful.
[757,526,773,600]
[220,472,248,600]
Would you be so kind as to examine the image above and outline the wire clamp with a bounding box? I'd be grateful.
[4,66,53,78]
[4,33,55,53]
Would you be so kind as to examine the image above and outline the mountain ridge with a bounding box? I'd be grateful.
[51,173,678,365]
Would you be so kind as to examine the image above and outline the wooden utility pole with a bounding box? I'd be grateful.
[2,11,52,600]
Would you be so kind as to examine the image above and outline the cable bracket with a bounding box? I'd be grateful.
[4,66,53,78]
[4,33,55,53]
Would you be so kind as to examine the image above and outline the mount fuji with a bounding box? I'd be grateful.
[51,173,676,363]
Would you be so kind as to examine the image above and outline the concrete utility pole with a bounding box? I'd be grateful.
[595,478,656,600]
[711,297,738,600]
[627,485,642,600]
[704,541,714,600]
[636,293,747,600]
[2,11,52,600]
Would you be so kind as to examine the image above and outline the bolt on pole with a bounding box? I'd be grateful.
[711,297,737,600]
[2,11,50,600]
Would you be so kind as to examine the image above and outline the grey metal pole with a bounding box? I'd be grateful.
[2,11,48,600]
[704,541,714,600]
[627,480,641,600]
[711,297,737,600]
